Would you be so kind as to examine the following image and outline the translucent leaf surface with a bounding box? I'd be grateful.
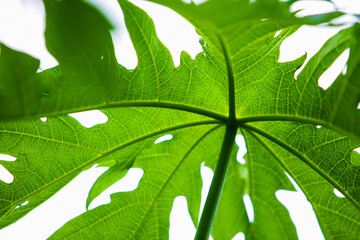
[0,0,359,239]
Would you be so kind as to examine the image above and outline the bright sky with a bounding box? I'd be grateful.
[0,0,359,239]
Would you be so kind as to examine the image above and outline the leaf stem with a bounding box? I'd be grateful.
[195,124,237,240]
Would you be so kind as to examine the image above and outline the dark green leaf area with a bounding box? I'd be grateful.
[212,132,297,240]
[0,44,41,118]
[146,0,342,32]
[50,125,224,240]
[243,121,360,239]
[0,0,118,121]
[44,0,114,67]
[41,0,119,118]
[0,107,214,229]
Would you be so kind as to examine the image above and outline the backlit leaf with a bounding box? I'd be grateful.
[0,0,359,239]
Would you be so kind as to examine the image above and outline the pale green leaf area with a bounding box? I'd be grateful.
[0,0,360,239]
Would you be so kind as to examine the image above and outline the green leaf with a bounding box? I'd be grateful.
[0,107,215,228]
[0,0,228,122]
[352,150,360,166]
[0,0,360,239]
[0,0,117,121]
[50,124,224,239]
[212,131,298,240]
[145,0,359,141]
[0,44,41,118]
[241,121,360,238]
[86,140,147,209]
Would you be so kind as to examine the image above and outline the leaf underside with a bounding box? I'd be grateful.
[0,0,359,239]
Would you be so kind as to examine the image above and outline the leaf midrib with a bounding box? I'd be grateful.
[5,101,351,139]
[218,35,235,122]
[1,101,228,123]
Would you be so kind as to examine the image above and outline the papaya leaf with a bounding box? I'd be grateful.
[0,0,359,239]
[241,122,360,239]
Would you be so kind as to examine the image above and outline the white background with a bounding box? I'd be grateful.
[0,0,359,239]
